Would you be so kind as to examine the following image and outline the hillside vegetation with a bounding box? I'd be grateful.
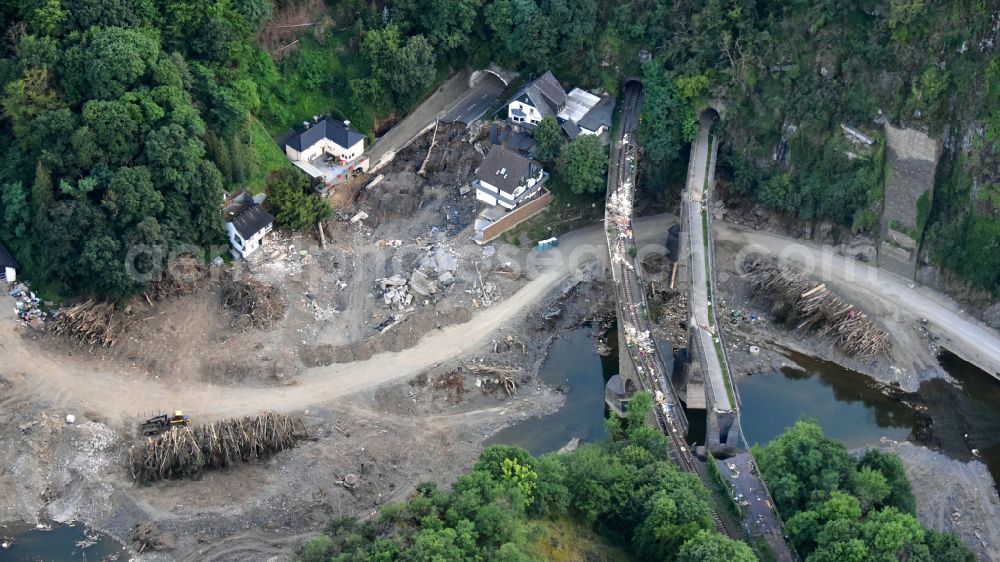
[0,0,997,298]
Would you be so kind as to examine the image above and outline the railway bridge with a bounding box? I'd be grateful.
[604,80,794,560]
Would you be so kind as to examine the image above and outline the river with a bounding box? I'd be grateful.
[0,521,127,561]
[485,325,615,455]
[723,348,1000,492]
[488,325,1000,495]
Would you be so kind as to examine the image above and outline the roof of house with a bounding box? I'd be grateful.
[578,94,616,132]
[227,204,274,239]
[557,87,602,123]
[0,241,18,270]
[286,118,365,153]
[478,145,541,194]
[506,131,536,154]
[511,71,566,118]
[561,120,581,140]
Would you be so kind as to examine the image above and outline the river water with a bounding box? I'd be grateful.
[485,325,615,455]
[0,521,128,561]
[737,349,1000,491]
[488,324,1000,494]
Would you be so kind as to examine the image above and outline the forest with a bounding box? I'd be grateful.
[0,0,997,298]
[297,398,973,561]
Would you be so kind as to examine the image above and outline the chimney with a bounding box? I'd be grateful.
[303,121,311,129]
[344,120,351,128]
[313,115,320,122]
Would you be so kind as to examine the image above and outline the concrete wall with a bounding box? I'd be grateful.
[477,191,554,244]
[878,124,940,279]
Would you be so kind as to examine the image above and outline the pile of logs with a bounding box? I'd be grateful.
[50,300,133,347]
[221,278,286,331]
[128,411,307,484]
[745,260,890,358]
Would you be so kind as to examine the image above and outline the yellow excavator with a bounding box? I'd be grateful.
[140,411,191,436]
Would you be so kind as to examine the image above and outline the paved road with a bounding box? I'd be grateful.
[441,78,505,124]
[683,119,732,412]
[715,223,1000,381]
[0,215,673,422]
[366,69,473,167]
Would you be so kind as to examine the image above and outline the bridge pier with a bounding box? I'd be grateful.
[706,408,742,452]
[677,351,707,410]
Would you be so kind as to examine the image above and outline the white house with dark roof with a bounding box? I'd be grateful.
[506,71,615,141]
[507,71,566,126]
[223,192,274,259]
[285,118,369,188]
[474,145,548,210]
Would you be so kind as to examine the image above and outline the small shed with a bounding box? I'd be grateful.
[0,241,18,283]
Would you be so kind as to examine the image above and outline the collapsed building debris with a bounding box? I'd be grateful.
[127,411,308,484]
[378,274,414,311]
[221,277,287,331]
[50,300,133,347]
[744,259,891,358]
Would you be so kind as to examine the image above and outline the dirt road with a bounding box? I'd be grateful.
[1,215,673,422]
[715,223,1000,383]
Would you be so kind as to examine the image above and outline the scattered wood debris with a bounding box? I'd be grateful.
[145,256,204,301]
[221,277,286,331]
[744,259,890,358]
[465,363,520,397]
[131,522,172,553]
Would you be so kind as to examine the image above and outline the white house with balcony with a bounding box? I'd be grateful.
[284,118,369,189]
[474,146,548,210]
[223,192,274,259]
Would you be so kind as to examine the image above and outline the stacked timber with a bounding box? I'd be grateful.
[128,411,307,484]
[745,260,890,358]
[50,300,132,347]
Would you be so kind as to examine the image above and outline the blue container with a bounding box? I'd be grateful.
[537,237,559,253]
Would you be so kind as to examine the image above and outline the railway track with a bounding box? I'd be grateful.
[605,83,738,539]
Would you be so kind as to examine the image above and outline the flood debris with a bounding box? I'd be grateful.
[10,282,46,327]
[464,363,520,397]
[744,259,890,358]
[127,411,308,484]
[221,277,287,331]
[131,522,172,553]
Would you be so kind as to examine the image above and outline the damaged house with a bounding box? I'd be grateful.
[506,70,615,140]
[284,118,370,189]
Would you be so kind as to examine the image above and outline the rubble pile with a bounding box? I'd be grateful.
[378,274,414,311]
[606,148,637,268]
[623,321,656,355]
[10,283,46,327]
